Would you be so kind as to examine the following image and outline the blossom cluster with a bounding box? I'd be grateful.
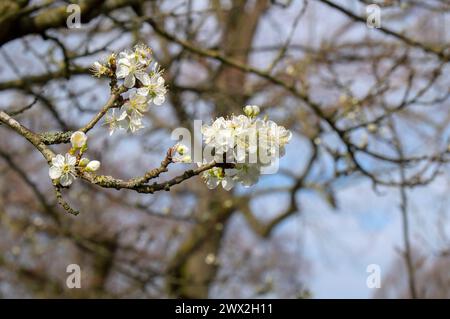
[48,132,100,186]
[60,46,291,193]
[91,44,167,135]
[199,105,292,190]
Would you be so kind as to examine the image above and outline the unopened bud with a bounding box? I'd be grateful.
[85,160,100,172]
[243,105,260,117]
[79,158,90,167]
[70,131,87,149]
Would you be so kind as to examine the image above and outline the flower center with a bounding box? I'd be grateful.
[62,164,72,174]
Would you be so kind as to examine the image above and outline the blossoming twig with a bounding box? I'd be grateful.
[0,109,234,214]
[0,44,293,215]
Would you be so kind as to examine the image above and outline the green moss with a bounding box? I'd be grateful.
[39,131,72,145]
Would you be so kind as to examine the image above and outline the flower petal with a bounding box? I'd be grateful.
[136,72,150,85]
[52,154,65,167]
[118,111,128,121]
[137,87,149,96]
[59,174,73,187]
[65,153,77,166]
[153,95,165,105]
[116,65,129,78]
[206,177,219,189]
[157,76,165,85]
[221,178,234,191]
[49,166,62,179]
[124,74,135,88]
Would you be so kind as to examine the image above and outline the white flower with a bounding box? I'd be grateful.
[220,170,237,191]
[202,167,222,189]
[267,120,292,146]
[199,107,291,190]
[85,160,100,172]
[116,50,148,88]
[199,165,237,191]
[122,91,149,118]
[201,117,228,145]
[175,143,189,155]
[204,172,220,189]
[126,111,145,133]
[49,153,77,186]
[137,68,166,105]
[214,127,235,155]
[90,61,108,78]
[104,45,168,136]
[70,131,87,149]
[256,119,291,160]
[173,143,191,163]
[133,44,152,66]
[103,109,127,136]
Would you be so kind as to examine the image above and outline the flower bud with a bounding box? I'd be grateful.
[70,131,87,149]
[243,105,260,117]
[107,53,116,68]
[85,160,100,172]
[79,158,90,167]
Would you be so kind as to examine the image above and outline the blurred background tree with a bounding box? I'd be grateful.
[0,0,449,298]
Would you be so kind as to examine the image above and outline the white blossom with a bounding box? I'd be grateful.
[200,166,236,191]
[121,91,149,118]
[90,61,108,78]
[116,91,150,134]
[173,143,191,163]
[49,154,77,186]
[126,111,145,133]
[105,44,167,135]
[201,117,228,145]
[175,143,189,156]
[199,106,291,190]
[116,44,153,88]
[137,65,167,105]
[116,50,149,88]
[257,119,292,159]
[132,44,152,66]
[103,109,127,136]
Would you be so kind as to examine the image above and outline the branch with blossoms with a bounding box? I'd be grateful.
[0,107,230,215]
[0,44,293,215]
